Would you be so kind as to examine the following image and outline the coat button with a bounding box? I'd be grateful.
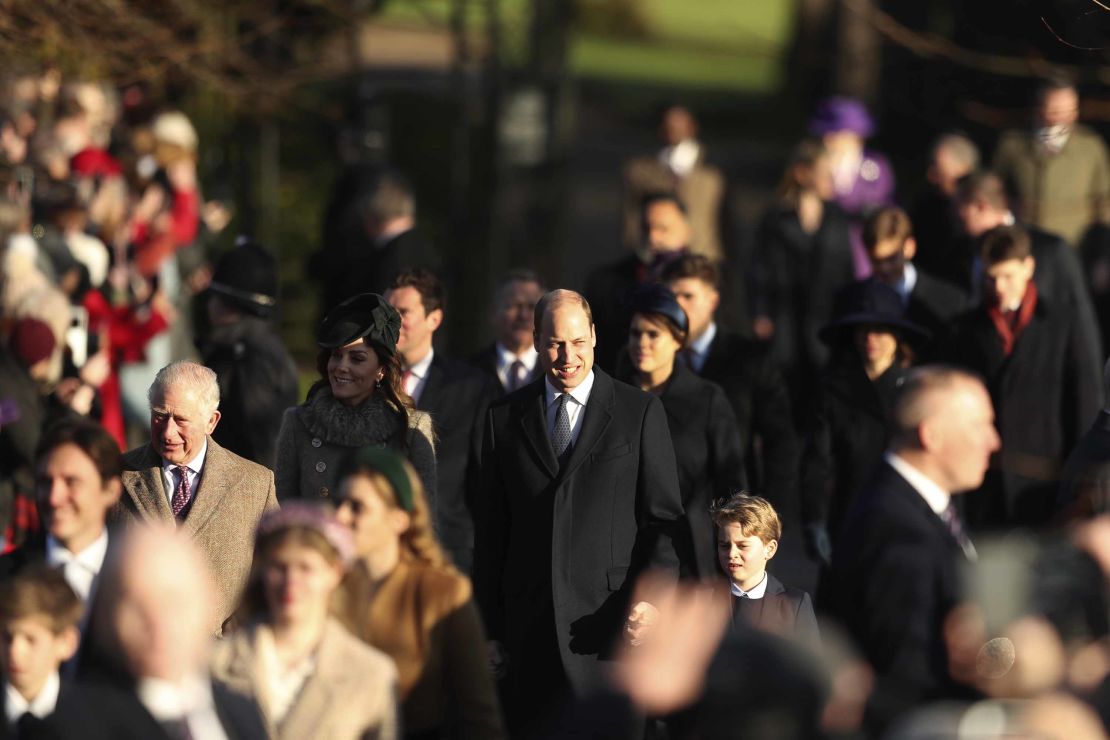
[320,487,330,497]
[311,438,322,448]
[315,461,327,473]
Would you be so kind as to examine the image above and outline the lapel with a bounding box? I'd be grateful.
[519,380,560,479]
[126,445,174,523]
[182,437,229,537]
[416,354,447,414]
[886,463,968,559]
[278,621,353,739]
[559,370,615,481]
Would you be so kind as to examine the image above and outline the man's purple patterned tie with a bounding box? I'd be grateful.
[172,465,191,518]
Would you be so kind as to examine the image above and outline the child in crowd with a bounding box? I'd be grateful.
[0,566,82,733]
[711,492,819,645]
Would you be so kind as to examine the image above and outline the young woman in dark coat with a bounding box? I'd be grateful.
[751,139,857,418]
[800,280,928,567]
[617,284,747,579]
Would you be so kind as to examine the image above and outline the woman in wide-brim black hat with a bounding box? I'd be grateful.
[800,280,929,568]
[273,293,437,506]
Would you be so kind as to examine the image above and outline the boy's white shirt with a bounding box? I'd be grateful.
[729,570,769,600]
[5,670,60,722]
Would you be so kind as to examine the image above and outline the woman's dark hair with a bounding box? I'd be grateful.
[777,138,827,206]
[314,340,413,430]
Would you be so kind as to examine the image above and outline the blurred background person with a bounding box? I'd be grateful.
[333,447,505,740]
[386,269,498,574]
[994,77,1110,249]
[911,133,981,290]
[801,281,927,569]
[472,270,546,395]
[198,237,298,470]
[661,255,798,517]
[275,292,436,504]
[622,104,727,261]
[617,284,745,579]
[36,525,268,740]
[751,138,855,417]
[1058,358,1110,520]
[213,504,399,740]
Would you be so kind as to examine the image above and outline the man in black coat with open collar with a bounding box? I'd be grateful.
[948,225,1102,530]
[827,367,999,735]
[475,289,685,739]
[387,269,499,575]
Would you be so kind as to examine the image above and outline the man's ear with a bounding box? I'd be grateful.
[56,625,80,663]
[590,323,597,348]
[103,477,123,508]
[903,237,917,262]
[428,308,444,332]
[206,409,222,435]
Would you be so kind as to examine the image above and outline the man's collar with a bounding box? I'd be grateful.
[544,370,596,408]
[730,571,769,599]
[885,451,950,515]
[406,348,435,380]
[46,528,109,571]
[136,673,216,721]
[495,342,538,370]
[5,671,60,721]
[161,439,207,474]
[690,321,717,358]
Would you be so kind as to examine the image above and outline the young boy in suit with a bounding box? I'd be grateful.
[0,566,81,733]
[711,493,819,645]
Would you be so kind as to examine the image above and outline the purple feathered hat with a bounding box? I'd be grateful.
[809,96,875,138]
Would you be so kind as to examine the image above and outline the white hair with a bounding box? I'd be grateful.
[148,361,220,413]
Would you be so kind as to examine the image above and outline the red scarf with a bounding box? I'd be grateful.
[987,282,1038,356]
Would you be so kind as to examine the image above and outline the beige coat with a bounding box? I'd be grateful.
[623,154,726,259]
[117,437,279,633]
[994,123,1110,246]
[211,619,398,740]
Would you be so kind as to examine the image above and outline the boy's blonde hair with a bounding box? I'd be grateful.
[709,492,782,544]
[0,566,82,634]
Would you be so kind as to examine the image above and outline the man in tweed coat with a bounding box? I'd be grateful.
[116,361,278,633]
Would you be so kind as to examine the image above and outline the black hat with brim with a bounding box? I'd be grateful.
[626,283,689,336]
[316,293,401,356]
[818,280,931,346]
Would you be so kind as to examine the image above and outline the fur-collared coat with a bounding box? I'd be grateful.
[274,387,437,509]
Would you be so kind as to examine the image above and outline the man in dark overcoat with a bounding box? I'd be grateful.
[474,289,685,738]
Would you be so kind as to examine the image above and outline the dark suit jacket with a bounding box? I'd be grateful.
[699,329,799,514]
[949,296,1102,529]
[474,368,685,696]
[583,254,641,375]
[415,352,499,574]
[732,573,819,646]
[906,271,968,353]
[1057,410,1110,520]
[116,437,279,633]
[471,343,542,395]
[26,677,268,740]
[617,362,746,579]
[827,461,972,733]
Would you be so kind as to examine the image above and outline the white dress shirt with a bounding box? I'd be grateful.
[46,528,109,603]
[5,671,60,724]
[687,322,717,374]
[891,262,918,307]
[404,349,435,404]
[495,343,538,391]
[544,372,596,448]
[730,571,769,600]
[161,440,207,507]
[136,674,229,740]
[884,451,950,515]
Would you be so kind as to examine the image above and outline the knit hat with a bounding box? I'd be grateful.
[9,318,56,367]
[208,237,279,318]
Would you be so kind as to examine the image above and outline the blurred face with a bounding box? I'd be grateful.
[644,201,692,254]
[667,277,719,341]
[335,473,409,558]
[956,199,1003,238]
[797,155,835,200]
[716,523,777,591]
[149,384,220,465]
[929,145,971,197]
[327,340,382,407]
[36,443,121,552]
[628,314,682,380]
[1,618,77,700]
[387,286,442,363]
[493,280,543,353]
[262,541,341,627]
[1038,88,1079,129]
[660,106,697,146]
[985,257,1035,309]
[923,380,1000,493]
[853,325,899,371]
[868,237,913,285]
[536,300,596,392]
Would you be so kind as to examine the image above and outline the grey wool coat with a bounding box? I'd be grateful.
[116,437,279,633]
[274,387,437,509]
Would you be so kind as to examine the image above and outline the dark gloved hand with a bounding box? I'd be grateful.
[803,521,833,567]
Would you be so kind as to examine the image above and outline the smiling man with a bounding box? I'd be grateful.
[117,361,278,633]
[474,289,685,738]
